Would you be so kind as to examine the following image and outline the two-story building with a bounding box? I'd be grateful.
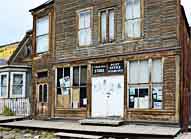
[30,0,191,130]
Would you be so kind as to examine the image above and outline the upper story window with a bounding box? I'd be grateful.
[36,16,49,54]
[78,10,91,46]
[125,0,142,38]
[100,9,115,44]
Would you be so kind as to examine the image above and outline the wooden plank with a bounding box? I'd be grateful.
[55,132,103,139]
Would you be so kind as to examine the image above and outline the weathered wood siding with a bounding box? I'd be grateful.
[179,6,191,131]
[54,0,179,62]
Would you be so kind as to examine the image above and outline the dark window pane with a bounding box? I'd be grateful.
[44,84,48,102]
[64,67,70,78]
[80,87,87,107]
[139,88,148,97]
[57,88,61,95]
[37,71,48,78]
[80,66,87,85]
[57,68,63,88]
[73,67,79,86]
[39,85,43,102]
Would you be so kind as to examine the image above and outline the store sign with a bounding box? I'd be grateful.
[108,62,124,73]
[92,64,107,74]
[92,62,124,75]
[0,45,17,60]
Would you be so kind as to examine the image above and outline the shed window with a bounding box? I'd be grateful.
[128,59,163,109]
[100,9,115,43]
[78,10,91,46]
[36,16,49,54]
[125,0,141,38]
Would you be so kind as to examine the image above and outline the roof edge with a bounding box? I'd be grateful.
[180,5,191,37]
[29,0,54,13]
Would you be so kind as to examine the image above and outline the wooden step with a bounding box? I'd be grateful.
[79,118,124,126]
[55,132,103,139]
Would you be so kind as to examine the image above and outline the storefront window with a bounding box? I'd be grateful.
[152,59,163,109]
[56,66,87,109]
[128,59,163,109]
[129,60,149,109]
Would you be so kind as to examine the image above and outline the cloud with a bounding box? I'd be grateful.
[0,0,190,45]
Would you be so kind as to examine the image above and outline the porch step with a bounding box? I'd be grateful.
[79,118,124,126]
[55,132,103,139]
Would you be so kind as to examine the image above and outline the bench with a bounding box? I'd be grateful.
[55,132,103,139]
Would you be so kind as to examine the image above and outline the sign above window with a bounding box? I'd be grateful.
[92,62,124,75]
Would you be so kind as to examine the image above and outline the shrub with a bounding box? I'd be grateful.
[2,106,15,116]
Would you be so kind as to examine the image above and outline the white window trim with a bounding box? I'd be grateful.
[36,15,49,54]
[10,72,26,98]
[0,72,9,98]
[77,8,93,46]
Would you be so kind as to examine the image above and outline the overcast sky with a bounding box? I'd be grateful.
[0,0,190,46]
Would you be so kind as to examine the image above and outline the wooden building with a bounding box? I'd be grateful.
[30,0,191,130]
[0,31,32,116]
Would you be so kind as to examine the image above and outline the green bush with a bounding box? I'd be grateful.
[2,106,15,116]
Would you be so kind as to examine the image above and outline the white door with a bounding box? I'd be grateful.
[92,76,124,117]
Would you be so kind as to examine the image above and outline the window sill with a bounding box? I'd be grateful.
[78,44,92,48]
[10,95,25,99]
[98,42,116,47]
[34,52,49,58]
[56,107,87,111]
[121,38,143,44]
[0,96,8,99]
[127,109,166,112]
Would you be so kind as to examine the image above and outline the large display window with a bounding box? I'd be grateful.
[56,66,87,109]
[128,59,163,109]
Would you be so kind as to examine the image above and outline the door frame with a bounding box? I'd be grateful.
[91,75,124,118]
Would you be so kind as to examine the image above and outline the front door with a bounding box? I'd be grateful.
[37,83,48,116]
[92,75,124,117]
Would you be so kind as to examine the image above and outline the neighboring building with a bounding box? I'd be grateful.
[0,31,32,116]
[30,0,191,130]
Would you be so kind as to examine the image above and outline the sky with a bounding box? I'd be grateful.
[0,0,190,46]
[0,0,47,45]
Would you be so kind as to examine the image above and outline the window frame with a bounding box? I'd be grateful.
[99,8,115,44]
[0,72,8,98]
[37,83,48,103]
[10,72,26,98]
[35,15,49,54]
[127,58,164,110]
[55,65,88,109]
[123,0,144,40]
[77,8,93,47]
